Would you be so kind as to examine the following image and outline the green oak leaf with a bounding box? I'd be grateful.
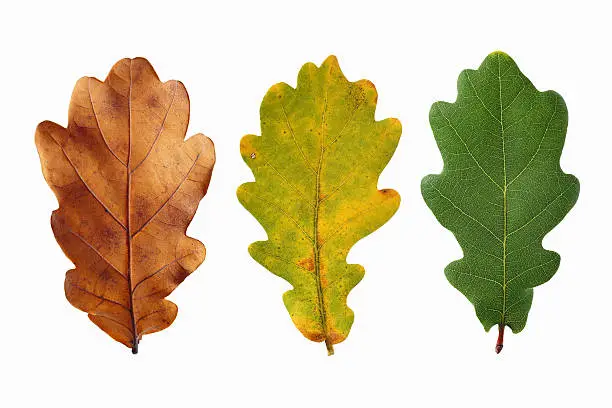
[238,56,401,355]
[422,51,579,353]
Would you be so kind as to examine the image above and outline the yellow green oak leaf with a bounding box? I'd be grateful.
[421,51,579,353]
[237,56,401,355]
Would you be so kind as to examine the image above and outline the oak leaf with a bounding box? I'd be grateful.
[36,58,215,353]
[238,56,401,355]
[421,52,579,352]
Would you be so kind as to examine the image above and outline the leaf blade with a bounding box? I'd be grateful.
[36,58,215,353]
[422,51,579,351]
[238,56,401,354]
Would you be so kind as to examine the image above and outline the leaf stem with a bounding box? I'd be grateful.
[495,324,505,354]
[325,338,334,356]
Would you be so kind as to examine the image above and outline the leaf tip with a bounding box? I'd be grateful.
[490,50,509,58]
[323,54,340,68]
[486,50,516,68]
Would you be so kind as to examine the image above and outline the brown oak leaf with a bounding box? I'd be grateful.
[35,58,215,353]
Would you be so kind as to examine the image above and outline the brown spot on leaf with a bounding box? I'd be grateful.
[147,95,160,108]
[98,267,112,282]
[298,257,315,271]
[327,329,345,344]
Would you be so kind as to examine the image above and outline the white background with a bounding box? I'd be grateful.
[1,0,609,406]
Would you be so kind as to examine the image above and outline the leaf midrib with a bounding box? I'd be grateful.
[126,60,137,353]
[313,90,331,355]
[312,86,364,355]
[498,54,508,328]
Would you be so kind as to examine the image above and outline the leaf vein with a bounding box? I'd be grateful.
[131,152,201,238]
[88,78,128,167]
